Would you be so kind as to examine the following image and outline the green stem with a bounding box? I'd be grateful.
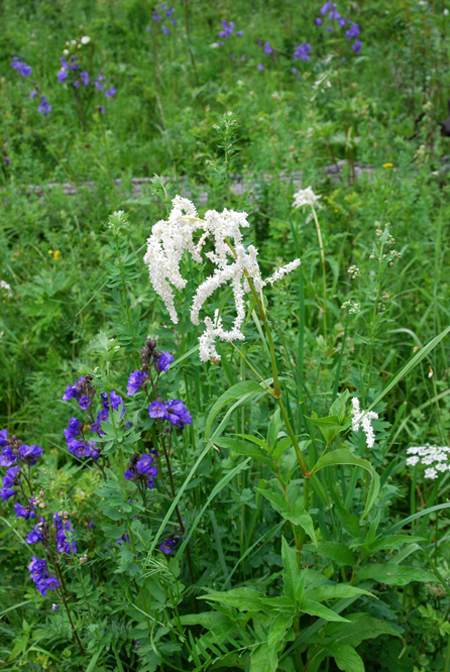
[310,204,327,337]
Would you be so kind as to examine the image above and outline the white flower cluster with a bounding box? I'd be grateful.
[0,280,12,297]
[351,397,379,449]
[406,444,450,480]
[292,187,321,209]
[144,196,301,362]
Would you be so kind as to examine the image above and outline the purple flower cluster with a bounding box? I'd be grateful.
[152,4,176,34]
[316,3,362,53]
[294,43,311,61]
[127,350,173,396]
[62,375,96,409]
[217,20,243,46]
[11,56,32,77]
[26,518,46,544]
[0,431,44,501]
[15,502,36,520]
[11,57,52,116]
[57,56,116,102]
[159,534,181,555]
[148,399,192,430]
[125,452,158,490]
[54,513,77,554]
[28,556,60,597]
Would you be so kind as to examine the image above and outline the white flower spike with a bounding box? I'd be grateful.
[293,186,321,209]
[351,397,379,449]
[144,196,301,362]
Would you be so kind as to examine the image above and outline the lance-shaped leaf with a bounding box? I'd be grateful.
[355,563,438,586]
[312,449,379,519]
[325,642,364,672]
[216,437,275,469]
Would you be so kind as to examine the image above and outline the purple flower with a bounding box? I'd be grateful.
[14,502,35,520]
[60,57,69,69]
[236,30,243,36]
[1,488,16,501]
[352,39,362,53]
[171,17,176,24]
[292,67,300,75]
[30,91,37,99]
[316,18,323,25]
[127,370,148,395]
[18,445,43,465]
[152,10,161,21]
[293,43,311,61]
[2,157,8,166]
[320,2,335,15]
[148,400,166,418]
[100,105,105,114]
[154,351,174,373]
[79,396,90,410]
[54,513,77,554]
[257,64,264,71]
[57,69,68,82]
[80,71,89,85]
[162,25,169,35]
[52,604,59,611]
[146,25,151,31]
[264,41,273,54]
[328,9,341,20]
[0,447,16,467]
[67,440,92,459]
[338,18,346,27]
[346,23,359,39]
[325,26,333,32]
[164,399,192,430]
[117,532,130,544]
[219,20,235,39]
[26,520,45,543]
[37,97,51,116]
[69,56,79,71]
[11,57,32,77]
[3,465,20,489]
[64,417,81,444]
[104,87,116,98]
[94,76,106,90]
[62,379,83,402]
[28,556,60,596]
[159,534,181,555]
[0,430,7,447]
[91,408,109,433]
[73,80,81,88]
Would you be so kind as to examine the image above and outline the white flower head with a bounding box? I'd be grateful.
[293,186,321,209]
[80,35,90,44]
[144,196,301,361]
[0,280,12,297]
[351,397,379,449]
[406,444,450,478]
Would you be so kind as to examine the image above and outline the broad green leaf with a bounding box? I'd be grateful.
[356,563,438,586]
[326,613,402,647]
[285,505,318,547]
[237,433,272,453]
[216,437,274,468]
[267,612,295,650]
[258,483,318,546]
[313,449,379,519]
[300,599,349,623]
[205,381,264,441]
[180,612,231,628]
[330,390,350,423]
[250,643,277,672]
[304,584,373,603]
[282,537,305,604]
[309,413,342,443]
[329,491,361,539]
[325,642,364,672]
[366,535,426,554]
[198,588,266,611]
[273,437,298,462]
[316,541,355,567]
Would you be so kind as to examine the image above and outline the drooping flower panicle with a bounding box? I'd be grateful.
[144,197,300,361]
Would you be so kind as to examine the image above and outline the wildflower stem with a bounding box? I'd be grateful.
[229,341,275,396]
[310,203,327,337]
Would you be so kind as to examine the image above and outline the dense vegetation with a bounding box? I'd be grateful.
[1,1,450,671]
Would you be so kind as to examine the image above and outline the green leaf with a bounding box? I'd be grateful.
[309,413,343,443]
[325,642,364,672]
[267,612,294,650]
[205,381,265,441]
[257,483,318,546]
[313,449,379,519]
[329,493,361,539]
[356,563,438,586]
[198,588,266,611]
[250,643,277,672]
[216,437,274,468]
[237,434,271,453]
[304,584,373,603]
[300,599,349,623]
[366,535,426,554]
[326,613,402,647]
[316,541,355,567]
[282,537,305,604]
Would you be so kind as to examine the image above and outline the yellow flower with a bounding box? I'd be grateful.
[48,249,53,254]
[383,162,393,168]
[83,237,87,242]
[53,250,60,260]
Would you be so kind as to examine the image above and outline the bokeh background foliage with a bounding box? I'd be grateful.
[1,0,450,671]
